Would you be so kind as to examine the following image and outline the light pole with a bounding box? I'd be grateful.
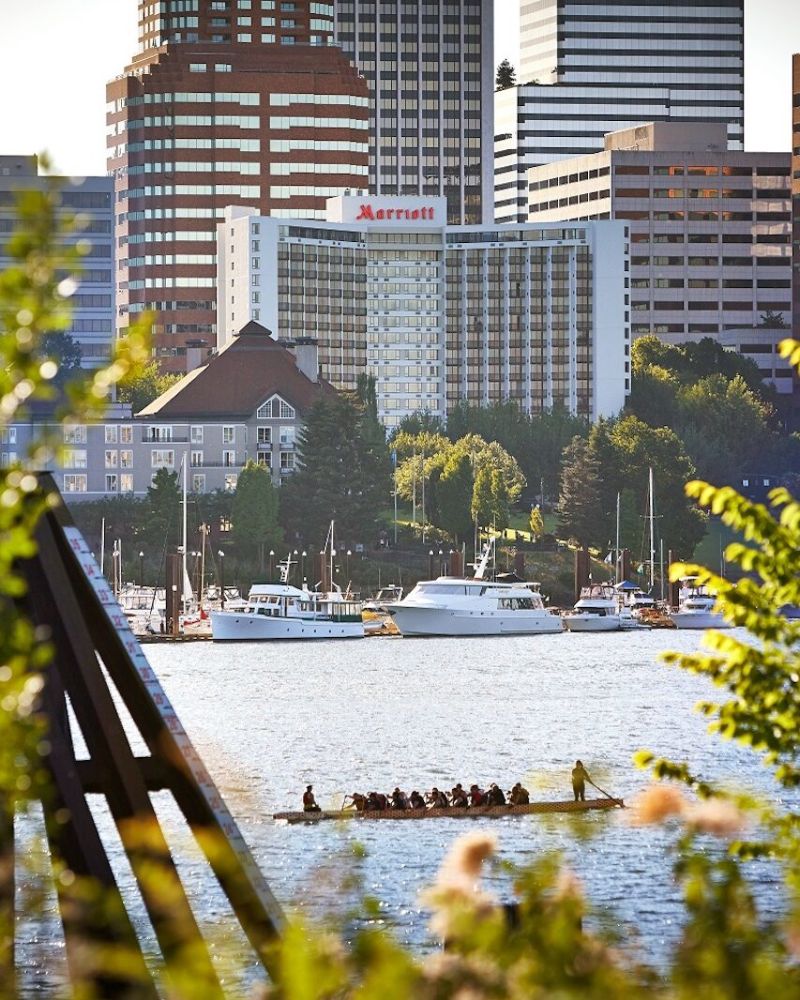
[346,548,352,580]
[218,550,225,608]
[138,550,144,587]
[438,549,443,576]
[428,549,434,580]
[269,549,275,579]
[301,550,307,586]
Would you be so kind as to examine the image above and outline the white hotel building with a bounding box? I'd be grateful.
[217,195,630,428]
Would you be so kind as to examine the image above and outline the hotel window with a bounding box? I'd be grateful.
[190,425,204,443]
[192,473,206,493]
[224,473,238,492]
[223,450,236,467]
[0,428,17,444]
[279,400,295,419]
[222,426,235,444]
[191,450,204,467]
[120,450,133,468]
[237,15,252,24]
[105,425,118,443]
[63,474,87,493]
[64,424,87,444]
[279,426,295,446]
[215,63,233,72]
[257,452,272,468]
[105,474,119,492]
[280,452,295,472]
[120,425,133,443]
[120,474,134,493]
[151,449,175,468]
[105,450,118,468]
[257,426,271,444]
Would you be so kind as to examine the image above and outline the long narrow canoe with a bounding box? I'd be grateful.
[273,797,623,824]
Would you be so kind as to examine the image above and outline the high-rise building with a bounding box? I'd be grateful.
[333,0,494,225]
[218,196,629,427]
[526,124,794,403]
[497,0,745,223]
[792,54,800,347]
[107,1,368,371]
[0,155,115,370]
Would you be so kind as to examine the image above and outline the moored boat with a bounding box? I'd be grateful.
[273,797,623,823]
[563,584,621,632]
[669,583,731,630]
[211,583,364,641]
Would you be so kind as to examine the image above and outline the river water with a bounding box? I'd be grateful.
[17,629,794,994]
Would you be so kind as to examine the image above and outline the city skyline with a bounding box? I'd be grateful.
[0,1,798,177]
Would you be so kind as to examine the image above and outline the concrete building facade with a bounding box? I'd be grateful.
[526,124,792,362]
[0,155,116,369]
[107,1,369,370]
[218,195,630,428]
[497,0,745,223]
[333,0,494,225]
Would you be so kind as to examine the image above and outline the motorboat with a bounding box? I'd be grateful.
[668,584,731,630]
[211,582,364,641]
[563,584,621,632]
[387,578,562,637]
[386,540,562,637]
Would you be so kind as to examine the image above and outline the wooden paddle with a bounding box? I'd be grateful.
[587,778,624,807]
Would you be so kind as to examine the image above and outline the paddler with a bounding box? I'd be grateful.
[509,782,530,805]
[302,785,321,812]
[571,760,590,801]
[344,792,367,812]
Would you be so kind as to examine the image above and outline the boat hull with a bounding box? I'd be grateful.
[564,614,621,633]
[389,606,563,637]
[211,611,364,641]
[668,611,730,630]
[274,797,622,823]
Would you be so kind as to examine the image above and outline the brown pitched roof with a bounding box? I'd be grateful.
[137,325,334,419]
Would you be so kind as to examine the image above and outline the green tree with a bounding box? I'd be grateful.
[231,460,282,570]
[39,330,82,385]
[675,374,771,483]
[556,435,602,546]
[145,467,181,549]
[470,465,494,529]
[281,392,391,547]
[490,468,510,531]
[495,58,516,90]
[759,308,787,329]
[118,359,181,413]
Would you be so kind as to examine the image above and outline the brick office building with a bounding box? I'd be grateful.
[107,1,369,370]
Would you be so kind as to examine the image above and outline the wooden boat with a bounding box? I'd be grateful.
[273,797,623,824]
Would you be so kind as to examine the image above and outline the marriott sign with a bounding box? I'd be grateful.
[326,194,447,226]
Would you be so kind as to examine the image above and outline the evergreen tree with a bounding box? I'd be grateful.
[144,467,181,549]
[528,505,544,542]
[556,435,602,547]
[437,452,473,541]
[495,58,516,90]
[281,392,391,548]
[231,460,282,570]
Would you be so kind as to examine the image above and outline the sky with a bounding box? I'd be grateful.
[0,0,797,177]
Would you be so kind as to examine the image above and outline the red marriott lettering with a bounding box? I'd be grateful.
[355,204,436,222]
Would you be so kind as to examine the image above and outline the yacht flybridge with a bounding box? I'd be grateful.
[386,540,562,637]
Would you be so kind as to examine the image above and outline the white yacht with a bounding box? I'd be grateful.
[563,584,621,633]
[386,541,562,637]
[669,584,731,630]
[387,578,562,637]
[211,583,364,641]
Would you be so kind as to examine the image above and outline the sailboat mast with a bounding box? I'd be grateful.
[615,491,620,584]
[182,455,188,613]
[648,466,655,591]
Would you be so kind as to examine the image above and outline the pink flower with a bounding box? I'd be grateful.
[685,799,746,838]
[630,785,688,825]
